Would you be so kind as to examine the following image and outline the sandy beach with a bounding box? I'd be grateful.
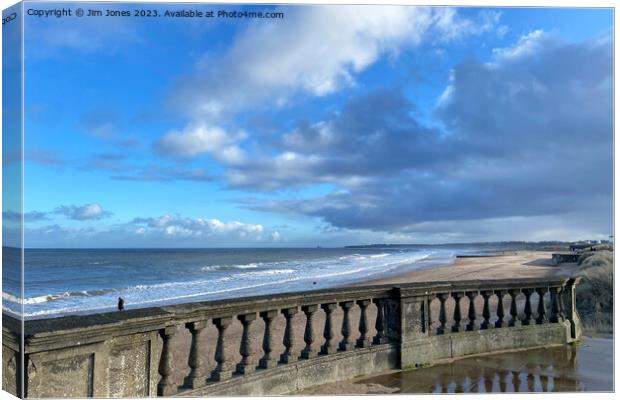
[358,250,579,285]
[166,250,579,391]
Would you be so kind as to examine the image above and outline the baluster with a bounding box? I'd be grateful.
[483,369,493,393]
[495,290,507,328]
[499,369,508,392]
[480,291,493,329]
[259,310,278,368]
[535,288,547,324]
[301,305,318,359]
[515,371,524,392]
[339,301,355,351]
[211,316,233,381]
[465,291,478,331]
[508,289,521,327]
[373,298,388,344]
[436,293,448,335]
[236,313,257,375]
[561,280,579,335]
[526,373,535,392]
[454,375,464,393]
[451,292,464,332]
[428,298,435,333]
[320,303,338,354]
[549,287,562,323]
[540,369,549,392]
[356,299,371,348]
[158,325,179,396]
[280,307,298,364]
[510,371,519,392]
[522,288,534,325]
[557,286,567,321]
[184,321,208,389]
[548,374,556,392]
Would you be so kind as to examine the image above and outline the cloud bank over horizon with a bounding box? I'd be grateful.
[4,211,279,248]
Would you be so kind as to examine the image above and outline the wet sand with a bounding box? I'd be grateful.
[164,251,582,392]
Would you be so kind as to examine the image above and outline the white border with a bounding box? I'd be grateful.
[0,1,616,400]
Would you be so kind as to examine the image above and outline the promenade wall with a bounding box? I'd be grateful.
[2,277,581,397]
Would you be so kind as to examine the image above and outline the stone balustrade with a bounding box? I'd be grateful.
[2,277,581,397]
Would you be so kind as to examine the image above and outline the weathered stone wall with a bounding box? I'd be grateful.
[2,277,581,398]
[182,343,399,396]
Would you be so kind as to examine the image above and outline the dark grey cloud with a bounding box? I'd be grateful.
[226,89,446,191]
[236,32,612,236]
[436,31,612,157]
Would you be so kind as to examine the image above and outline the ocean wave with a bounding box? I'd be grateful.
[200,262,260,272]
[338,252,391,261]
[16,248,456,319]
[11,276,306,319]
[201,265,222,271]
[235,268,297,278]
[235,262,261,269]
[369,253,390,258]
[3,288,118,305]
[2,292,21,304]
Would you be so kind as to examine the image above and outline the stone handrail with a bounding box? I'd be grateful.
[1,277,581,397]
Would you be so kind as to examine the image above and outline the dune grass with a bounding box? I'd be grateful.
[575,249,613,334]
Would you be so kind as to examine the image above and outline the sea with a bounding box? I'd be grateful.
[2,245,493,319]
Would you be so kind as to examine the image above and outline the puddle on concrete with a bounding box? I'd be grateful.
[357,337,613,393]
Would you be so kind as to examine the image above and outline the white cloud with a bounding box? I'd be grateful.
[54,203,112,220]
[432,9,501,41]
[172,6,501,119]
[13,215,280,247]
[154,123,247,163]
[157,7,501,166]
[436,70,455,106]
[492,29,547,61]
[130,215,264,239]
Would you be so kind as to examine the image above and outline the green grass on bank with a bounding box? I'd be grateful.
[575,249,613,335]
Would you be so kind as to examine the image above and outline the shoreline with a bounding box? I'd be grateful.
[352,250,579,286]
[5,250,577,321]
[7,250,586,393]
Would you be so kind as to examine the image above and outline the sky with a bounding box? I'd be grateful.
[2,3,614,248]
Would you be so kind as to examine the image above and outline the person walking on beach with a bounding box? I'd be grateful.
[117,297,125,311]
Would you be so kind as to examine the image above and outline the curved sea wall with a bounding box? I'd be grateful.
[2,277,581,397]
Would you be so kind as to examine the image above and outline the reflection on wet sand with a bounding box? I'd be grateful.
[358,337,612,393]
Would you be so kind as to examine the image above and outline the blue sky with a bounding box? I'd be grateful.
[4,3,613,247]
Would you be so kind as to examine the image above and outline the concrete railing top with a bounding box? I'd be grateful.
[5,276,572,342]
